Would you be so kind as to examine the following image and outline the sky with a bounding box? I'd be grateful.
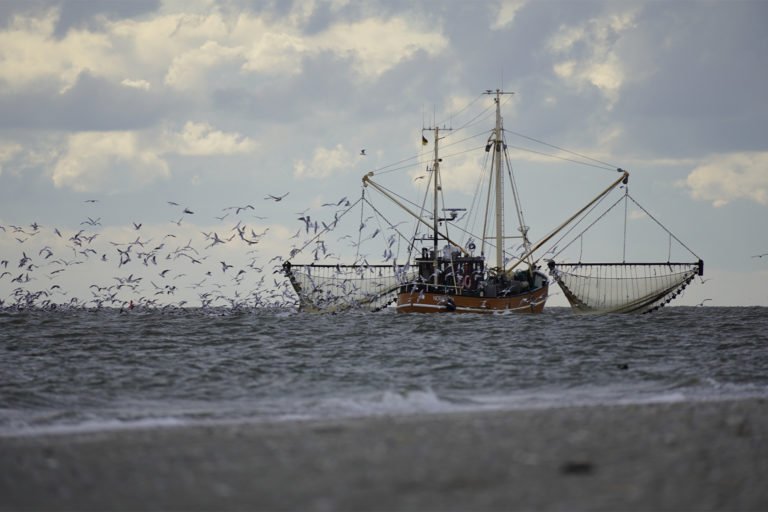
[0,0,767,309]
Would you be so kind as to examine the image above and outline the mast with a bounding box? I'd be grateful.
[493,91,504,270]
[432,127,440,285]
[483,89,514,271]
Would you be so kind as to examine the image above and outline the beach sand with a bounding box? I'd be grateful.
[1,398,767,511]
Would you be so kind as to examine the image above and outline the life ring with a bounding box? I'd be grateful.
[462,275,472,289]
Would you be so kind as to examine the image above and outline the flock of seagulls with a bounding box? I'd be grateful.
[1,185,751,311]
[0,191,389,312]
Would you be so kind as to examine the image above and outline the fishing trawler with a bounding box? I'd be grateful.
[283,90,702,314]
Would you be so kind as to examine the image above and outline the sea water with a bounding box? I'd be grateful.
[1,306,766,436]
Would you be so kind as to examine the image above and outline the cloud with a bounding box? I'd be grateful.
[165,40,246,89]
[121,78,151,90]
[317,17,448,79]
[0,8,115,93]
[52,131,170,193]
[293,144,354,179]
[547,9,637,108]
[0,5,448,100]
[0,71,177,131]
[241,30,306,76]
[429,153,484,195]
[166,121,257,156]
[0,141,22,176]
[684,152,768,207]
[49,122,255,192]
[491,0,528,30]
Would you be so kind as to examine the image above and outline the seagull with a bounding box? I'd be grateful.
[225,205,255,215]
[183,208,194,214]
[696,299,713,306]
[752,253,768,258]
[84,199,98,203]
[298,215,311,233]
[265,192,289,201]
[360,149,366,156]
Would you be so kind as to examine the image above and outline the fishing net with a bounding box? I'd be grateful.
[547,261,702,314]
[283,262,415,312]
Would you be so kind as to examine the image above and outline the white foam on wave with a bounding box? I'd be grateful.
[4,384,766,438]
[0,416,190,438]
[432,383,701,413]
[278,387,481,422]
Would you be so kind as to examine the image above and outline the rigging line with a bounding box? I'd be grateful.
[623,187,629,263]
[370,171,488,255]
[412,163,434,255]
[373,142,487,176]
[367,174,469,222]
[434,93,487,132]
[503,143,615,171]
[440,130,492,150]
[503,128,619,170]
[550,187,617,260]
[371,127,489,177]
[289,195,364,260]
[551,193,627,262]
[626,194,700,260]
[402,160,433,257]
[361,196,413,258]
[502,140,531,263]
[356,190,366,261]
[367,151,426,174]
[439,92,514,147]
[369,158,426,176]
[442,103,496,140]
[668,234,672,262]
[481,145,495,258]
[462,149,492,248]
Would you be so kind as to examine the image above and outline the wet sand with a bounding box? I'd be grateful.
[1,398,767,511]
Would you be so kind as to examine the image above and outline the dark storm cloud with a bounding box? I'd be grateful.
[0,0,160,36]
[209,52,357,124]
[53,0,160,36]
[0,71,183,131]
[611,2,768,157]
[210,45,444,125]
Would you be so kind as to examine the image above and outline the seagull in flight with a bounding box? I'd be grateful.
[696,299,712,306]
[360,149,366,156]
[752,253,768,258]
[265,192,289,202]
[225,204,255,215]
